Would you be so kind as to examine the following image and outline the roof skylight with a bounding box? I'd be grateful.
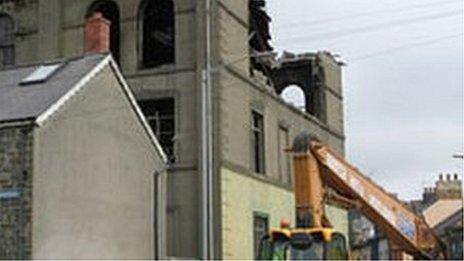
[20,63,63,85]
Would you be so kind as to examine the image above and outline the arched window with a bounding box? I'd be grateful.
[0,14,14,67]
[281,85,306,112]
[87,0,120,63]
[139,0,175,68]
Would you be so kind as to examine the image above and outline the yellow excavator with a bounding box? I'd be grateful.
[257,132,445,260]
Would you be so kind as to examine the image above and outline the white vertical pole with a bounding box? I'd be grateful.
[201,68,208,260]
[202,0,213,259]
[206,0,214,259]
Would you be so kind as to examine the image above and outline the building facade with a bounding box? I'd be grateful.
[0,0,347,259]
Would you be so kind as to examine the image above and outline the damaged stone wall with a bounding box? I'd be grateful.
[248,0,273,77]
[270,52,329,122]
[0,126,33,259]
[248,1,339,123]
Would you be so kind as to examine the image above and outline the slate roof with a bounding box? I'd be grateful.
[0,54,106,123]
[423,199,463,228]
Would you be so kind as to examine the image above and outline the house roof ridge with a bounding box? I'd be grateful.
[0,52,109,72]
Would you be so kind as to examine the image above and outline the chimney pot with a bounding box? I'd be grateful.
[446,173,451,181]
[439,173,443,181]
[454,173,458,180]
[85,12,111,54]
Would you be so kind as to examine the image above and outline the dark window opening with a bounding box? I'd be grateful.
[251,110,265,174]
[278,126,291,185]
[326,233,349,260]
[253,213,269,259]
[0,14,14,67]
[87,0,120,63]
[140,0,175,68]
[139,98,176,163]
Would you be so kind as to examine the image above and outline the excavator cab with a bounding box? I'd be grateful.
[257,227,349,260]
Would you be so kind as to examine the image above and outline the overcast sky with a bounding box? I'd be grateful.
[266,0,463,200]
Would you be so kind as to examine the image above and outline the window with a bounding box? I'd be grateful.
[0,14,14,67]
[20,63,63,85]
[326,233,349,260]
[253,213,269,259]
[87,0,120,63]
[251,110,265,174]
[139,0,175,68]
[139,98,176,163]
[278,126,291,185]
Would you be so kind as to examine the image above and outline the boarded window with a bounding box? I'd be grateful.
[253,213,269,259]
[278,126,291,185]
[139,98,176,163]
[0,14,14,67]
[87,0,121,63]
[251,110,265,174]
[140,0,175,68]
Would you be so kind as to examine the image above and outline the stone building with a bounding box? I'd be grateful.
[0,54,167,259]
[421,174,463,260]
[0,0,347,259]
[410,173,462,213]
[423,199,463,259]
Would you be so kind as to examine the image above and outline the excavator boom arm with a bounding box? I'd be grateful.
[308,140,442,258]
[258,133,443,260]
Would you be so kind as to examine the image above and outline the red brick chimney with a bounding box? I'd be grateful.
[84,12,110,54]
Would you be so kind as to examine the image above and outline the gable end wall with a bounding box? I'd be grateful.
[32,65,163,259]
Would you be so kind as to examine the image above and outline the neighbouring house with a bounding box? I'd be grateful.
[410,173,462,212]
[0,53,167,259]
[415,173,463,260]
[1,0,347,259]
[423,199,463,260]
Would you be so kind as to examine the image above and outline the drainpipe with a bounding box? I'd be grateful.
[201,0,214,259]
[199,3,276,259]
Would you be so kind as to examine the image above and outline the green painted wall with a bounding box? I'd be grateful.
[221,167,295,260]
[326,205,349,241]
[220,167,349,260]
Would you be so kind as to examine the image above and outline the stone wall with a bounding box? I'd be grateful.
[0,0,39,64]
[0,126,33,259]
